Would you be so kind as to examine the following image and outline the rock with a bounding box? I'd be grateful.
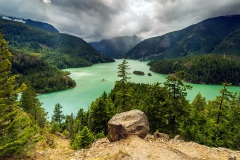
[174,135,182,141]
[229,153,236,160]
[144,134,154,141]
[154,132,169,141]
[108,110,149,142]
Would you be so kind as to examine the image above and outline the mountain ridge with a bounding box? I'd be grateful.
[0,18,114,69]
[125,15,240,60]
[90,35,141,58]
[0,14,59,33]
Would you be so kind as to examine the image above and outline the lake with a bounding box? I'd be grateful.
[37,59,240,119]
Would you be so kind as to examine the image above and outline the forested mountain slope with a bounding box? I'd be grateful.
[12,51,76,93]
[0,18,114,69]
[125,15,240,60]
[90,35,141,58]
[148,54,240,85]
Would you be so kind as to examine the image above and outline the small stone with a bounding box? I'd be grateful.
[229,153,236,160]
[174,135,182,141]
[153,132,169,141]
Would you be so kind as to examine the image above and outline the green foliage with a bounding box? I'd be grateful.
[0,33,38,157]
[88,73,239,150]
[90,92,115,134]
[180,93,207,142]
[62,129,70,138]
[12,51,76,93]
[95,131,105,139]
[20,85,47,128]
[50,122,60,134]
[164,71,192,133]
[71,126,95,150]
[149,54,240,85]
[117,59,131,111]
[52,103,65,129]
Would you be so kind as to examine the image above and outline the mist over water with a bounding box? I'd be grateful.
[38,59,240,119]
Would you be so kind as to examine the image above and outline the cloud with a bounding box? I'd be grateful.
[0,0,240,42]
[42,0,51,4]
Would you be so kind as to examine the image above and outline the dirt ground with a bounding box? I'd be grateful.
[30,134,240,160]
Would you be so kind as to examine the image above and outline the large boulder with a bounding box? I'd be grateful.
[108,110,149,142]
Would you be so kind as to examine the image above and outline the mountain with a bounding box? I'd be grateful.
[12,51,76,93]
[125,15,240,60]
[90,35,141,58]
[0,18,114,69]
[0,15,59,33]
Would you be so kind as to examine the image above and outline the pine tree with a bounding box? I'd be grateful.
[216,82,232,124]
[90,92,114,134]
[182,93,207,142]
[142,83,167,132]
[71,126,95,149]
[164,71,192,134]
[0,33,38,157]
[20,85,47,128]
[117,59,131,111]
[52,103,65,129]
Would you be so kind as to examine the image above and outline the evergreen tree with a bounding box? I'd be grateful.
[74,108,88,133]
[182,93,207,142]
[117,59,131,111]
[52,103,65,129]
[20,85,47,128]
[204,83,236,147]
[141,83,167,132]
[90,92,114,134]
[216,82,232,124]
[71,126,95,149]
[164,71,192,134]
[224,93,240,150]
[0,33,38,157]
[64,113,74,136]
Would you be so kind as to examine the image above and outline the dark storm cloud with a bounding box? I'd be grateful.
[1,0,240,41]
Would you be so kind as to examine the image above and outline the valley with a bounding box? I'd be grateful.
[1,3,240,158]
[38,59,240,118]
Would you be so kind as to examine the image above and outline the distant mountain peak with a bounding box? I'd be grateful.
[90,35,142,58]
[0,14,27,23]
[125,15,240,60]
[0,14,59,33]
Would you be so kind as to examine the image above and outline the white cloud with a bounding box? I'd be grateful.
[42,0,51,4]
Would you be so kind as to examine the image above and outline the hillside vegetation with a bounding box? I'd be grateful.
[12,51,76,93]
[148,54,240,86]
[125,15,240,60]
[50,60,240,152]
[0,18,114,69]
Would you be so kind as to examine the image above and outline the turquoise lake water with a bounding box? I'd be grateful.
[37,59,240,118]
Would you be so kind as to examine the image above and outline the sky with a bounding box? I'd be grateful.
[1,0,240,42]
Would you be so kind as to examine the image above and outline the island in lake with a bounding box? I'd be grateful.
[133,70,145,75]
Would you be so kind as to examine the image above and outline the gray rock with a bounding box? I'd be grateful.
[229,153,236,160]
[154,132,169,141]
[174,135,182,141]
[108,110,149,142]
